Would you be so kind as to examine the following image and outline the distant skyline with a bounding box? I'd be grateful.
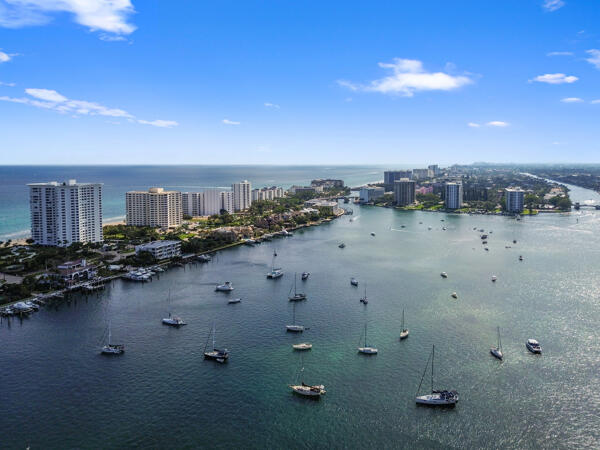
[1,0,599,164]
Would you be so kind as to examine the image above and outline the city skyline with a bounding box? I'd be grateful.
[1,1,599,165]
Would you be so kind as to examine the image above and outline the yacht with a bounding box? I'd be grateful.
[440,272,448,278]
[204,323,229,363]
[338,243,346,248]
[357,324,377,354]
[526,339,542,354]
[451,292,458,299]
[442,227,447,231]
[286,302,304,332]
[350,277,359,286]
[301,272,310,280]
[101,321,124,355]
[292,343,312,351]
[215,281,234,292]
[289,382,326,397]
[266,250,284,278]
[228,298,242,304]
[491,275,497,282]
[399,309,409,340]
[370,232,376,236]
[415,345,458,406]
[490,326,503,360]
[289,273,307,301]
[162,313,186,327]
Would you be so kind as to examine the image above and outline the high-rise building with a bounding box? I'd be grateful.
[126,187,182,228]
[182,192,203,217]
[384,170,412,190]
[251,186,285,202]
[393,178,416,206]
[505,188,524,213]
[412,168,430,180]
[428,164,440,177]
[444,182,463,209]
[202,189,223,216]
[359,186,385,203]
[232,180,252,211]
[28,179,103,246]
[220,191,234,214]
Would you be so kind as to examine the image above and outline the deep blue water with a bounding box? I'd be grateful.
[0,165,388,240]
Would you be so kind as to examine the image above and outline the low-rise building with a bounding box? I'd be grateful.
[304,199,339,215]
[359,186,385,203]
[310,179,344,189]
[57,259,97,282]
[135,240,181,260]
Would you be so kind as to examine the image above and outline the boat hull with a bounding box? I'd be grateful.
[357,347,378,354]
[490,348,503,360]
[292,343,312,350]
[416,392,458,406]
[400,330,409,340]
[289,385,325,397]
[286,325,304,332]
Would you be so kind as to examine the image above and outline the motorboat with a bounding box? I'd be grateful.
[215,281,234,291]
[490,327,503,360]
[357,324,377,354]
[415,345,458,406]
[289,382,326,397]
[162,313,186,327]
[399,309,409,340]
[370,232,376,236]
[204,323,229,363]
[526,339,542,354]
[484,247,489,251]
[292,343,312,351]
[350,277,359,286]
[338,243,346,248]
[197,254,211,262]
[440,272,448,278]
[288,273,307,301]
[451,292,458,299]
[491,275,497,282]
[519,255,523,261]
[513,240,517,244]
[301,272,310,280]
[228,298,242,304]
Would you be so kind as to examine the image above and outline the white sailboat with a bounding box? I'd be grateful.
[204,322,229,363]
[162,289,186,326]
[292,342,312,351]
[399,309,409,340]
[490,326,503,360]
[357,323,377,354]
[267,249,283,278]
[360,283,368,304]
[289,366,325,397]
[101,320,124,355]
[288,273,307,301]
[415,345,458,406]
[286,302,304,332]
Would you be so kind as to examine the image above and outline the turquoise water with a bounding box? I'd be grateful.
[2,183,599,448]
[0,165,388,240]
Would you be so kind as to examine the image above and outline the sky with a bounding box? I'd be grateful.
[0,0,599,165]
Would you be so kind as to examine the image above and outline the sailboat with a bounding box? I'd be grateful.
[286,301,304,332]
[399,309,409,340]
[288,273,307,301]
[357,323,377,354]
[266,249,283,278]
[204,322,229,363]
[360,283,368,304]
[289,365,325,397]
[162,289,186,326]
[490,326,503,360]
[415,345,458,406]
[101,321,124,355]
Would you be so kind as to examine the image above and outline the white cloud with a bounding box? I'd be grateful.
[546,51,573,56]
[467,122,480,128]
[560,97,584,103]
[138,119,178,128]
[264,102,280,109]
[338,58,473,97]
[585,49,600,70]
[591,99,600,104]
[0,50,15,62]
[486,121,509,127]
[531,73,578,84]
[0,0,136,36]
[0,81,16,86]
[542,0,565,12]
[222,119,240,125]
[99,33,128,42]
[0,87,177,127]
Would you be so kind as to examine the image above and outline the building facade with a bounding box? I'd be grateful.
[444,182,463,209]
[412,168,430,180]
[359,186,385,203]
[251,186,285,202]
[232,180,252,211]
[126,188,182,228]
[220,191,234,214]
[384,170,412,190]
[135,240,182,260]
[505,188,524,213]
[393,178,416,206]
[28,179,103,246]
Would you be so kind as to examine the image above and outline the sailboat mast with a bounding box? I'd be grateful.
[108,321,111,345]
[213,323,216,350]
[293,302,296,324]
[498,326,502,351]
[431,345,435,392]
[364,323,367,347]
[402,309,405,330]
[294,272,297,295]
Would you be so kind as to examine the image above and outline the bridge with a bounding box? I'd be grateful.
[573,202,600,210]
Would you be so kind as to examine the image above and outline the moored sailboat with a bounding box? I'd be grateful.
[204,322,229,363]
[101,321,124,355]
[357,323,377,354]
[288,273,307,301]
[286,302,304,332]
[490,326,503,360]
[415,345,458,406]
[399,309,409,340]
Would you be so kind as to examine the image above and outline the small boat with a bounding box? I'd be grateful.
[215,281,234,292]
[399,309,409,340]
[289,365,325,398]
[162,313,186,327]
[415,345,458,406]
[451,292,458,299]
[370,232,376,236]
[401,224,406,228]
[526,339,542,354]
[228,298,242,304]
[519,255,523,261]
[428,226,432,230]
[513,240,517,244]
[350,277,359,286]
[301,272,310,280]
[360,284,368,304]
[292,343,312,351]
[101,321,124,355]
[286,302,304,332]
[288,273,307,301]
[267,250,284,278]
[357,323,378,354]
[491,275,497,282]
[482,240,488,244]
[204,323,229,363]
[338,243,346,248]
[481,234,488,239]
[490,326,503,360]
[484,247,489,251]
[440,272,448,278]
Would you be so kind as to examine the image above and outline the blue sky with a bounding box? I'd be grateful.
[0,0,599,165]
